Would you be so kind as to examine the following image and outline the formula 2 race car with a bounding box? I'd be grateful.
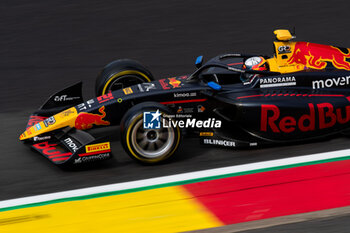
[20,29,350,166]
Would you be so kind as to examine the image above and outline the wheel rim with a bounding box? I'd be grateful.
[107,75,145,92]
[131,117,175,159]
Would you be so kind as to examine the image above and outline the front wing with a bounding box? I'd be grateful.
[28,127,112,166]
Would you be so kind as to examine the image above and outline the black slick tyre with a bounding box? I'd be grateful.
[95,59,154,96]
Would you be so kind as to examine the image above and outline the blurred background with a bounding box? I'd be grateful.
[2,2,350,232]
[2,0,350,112]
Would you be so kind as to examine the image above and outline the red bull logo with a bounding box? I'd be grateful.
[159,77,183,89]
[288,42,350,70]
[75,106,110,130]
[169,78,181,88]
[261,100,350,133]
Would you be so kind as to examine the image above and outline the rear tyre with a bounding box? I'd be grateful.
[95,59,154,96]
[120,102,182,164]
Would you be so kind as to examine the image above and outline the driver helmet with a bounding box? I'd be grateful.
[241,56,268,83]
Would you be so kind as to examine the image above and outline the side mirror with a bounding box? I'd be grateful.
[207,81,222,91]
[195,55,203,68]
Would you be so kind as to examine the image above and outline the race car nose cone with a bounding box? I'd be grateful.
[19,107,78,141]
[19,133,26,140]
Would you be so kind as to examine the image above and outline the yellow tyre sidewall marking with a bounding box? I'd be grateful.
[126,113,181,163]
[102,70,151,95]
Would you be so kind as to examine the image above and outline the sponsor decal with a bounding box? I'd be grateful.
[97,92,114,103]
[278,45,291,54]
[87,99,95,106]
[312,76,350,89]
[169,78,181,88]
[183,108,194,113]
[197,105,205,112]
[34,123,42,131]
[54,95,80,102]
[159,79,170,90]
[33,135,51,142]
[32,141,72,157]
[74,158,82,164]
[63,138,79,152]
[123,87,133,95]
[60,109,75,117]
[85,142,110,153]
[159,78,183,90]
[143,110,161,129]
[43,116,56,127]
[77,103,86,112]
[137,83,156,92]
[260,76,296,88]
[74,153,110,164]
[75,106,110,130]
[249,142,258,146]
[174,92,196,98]
[200,132,214,136]
[117,98,123,103]
[203,139,235,147]
[288,42,350,70]
[260,101,350,133]
[27,116,47,129]
[177,106,194,113]
[77,99,96,112]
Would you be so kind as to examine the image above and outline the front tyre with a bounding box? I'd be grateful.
[120,102,181,164]
[95,59,154,96]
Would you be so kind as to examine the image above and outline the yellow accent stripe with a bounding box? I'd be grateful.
[102,70,151,95]
[0,187,222,233]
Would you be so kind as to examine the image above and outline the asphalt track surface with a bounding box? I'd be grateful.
[2,0,350,232]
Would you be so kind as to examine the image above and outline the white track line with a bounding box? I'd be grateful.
[1,149,350,210]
